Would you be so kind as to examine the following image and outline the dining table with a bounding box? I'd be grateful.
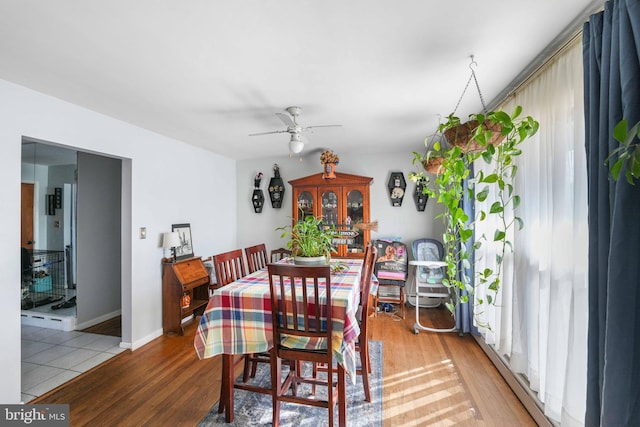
[193,257,370,423]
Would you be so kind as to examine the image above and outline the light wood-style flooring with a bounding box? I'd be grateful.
[33,307,536,426]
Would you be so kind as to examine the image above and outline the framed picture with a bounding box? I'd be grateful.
[171,223,194,260]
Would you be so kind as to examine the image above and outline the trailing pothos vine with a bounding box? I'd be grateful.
[410,106,539,318]
[608,119,640,184]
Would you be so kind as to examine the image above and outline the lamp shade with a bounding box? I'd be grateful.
[162,232,181,249]
[289,134,304,154]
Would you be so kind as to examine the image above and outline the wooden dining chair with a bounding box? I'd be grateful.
[210,249,266,383]
[211,249,247,288]
[270,247,292,263]
[267,263,346,427]
[355,243,378,401]
[245,243,269,273]
[314,242,377,402]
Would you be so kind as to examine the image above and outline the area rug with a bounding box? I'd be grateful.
[198,340,383,427]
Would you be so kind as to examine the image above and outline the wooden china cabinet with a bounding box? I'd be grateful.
[289,172,373,258]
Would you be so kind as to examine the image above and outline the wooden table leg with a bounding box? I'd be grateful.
[337,364,347,427]
[218,354,234,423]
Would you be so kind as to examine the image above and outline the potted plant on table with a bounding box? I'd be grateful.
[277,213,339,265]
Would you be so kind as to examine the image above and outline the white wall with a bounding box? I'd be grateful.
[1,78,237,403]
[236,151,445,257]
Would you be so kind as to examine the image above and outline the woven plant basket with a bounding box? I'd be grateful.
[422,157,445,175]
[444,120,505,153]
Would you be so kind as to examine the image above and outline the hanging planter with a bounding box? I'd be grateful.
[444,119,505,153]
[421,156,445,175]
[410,56,540,318]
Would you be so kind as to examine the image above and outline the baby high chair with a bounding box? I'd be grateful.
[410,238,456,334]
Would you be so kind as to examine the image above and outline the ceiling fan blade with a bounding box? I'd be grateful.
[248,130,288,136]
[276,112,296,128]
[304,124,343,133]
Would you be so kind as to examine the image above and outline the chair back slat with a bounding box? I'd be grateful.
[245,243,268,273]
[270,247,292,263]
[212,249,247,287]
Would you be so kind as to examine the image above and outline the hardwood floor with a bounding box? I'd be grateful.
[33,307,536,426]
[80,315,122,337]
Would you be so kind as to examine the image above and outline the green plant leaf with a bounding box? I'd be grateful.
[511,105,523,119]
[612,158,624,180]
[494,230,506,241]
[486,294,493,305]
[476,186,489,202]
[459,228,473,242]
[613,119,629,143]
[489,202,503,214]
[515,216,524,230]
[506,240,513,252]
[513,195,521,209]
[483,174,499,183]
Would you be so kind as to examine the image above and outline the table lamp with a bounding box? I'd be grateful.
[162,231,181,262]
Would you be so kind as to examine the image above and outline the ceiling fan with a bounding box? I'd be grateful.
[249,106,342,156]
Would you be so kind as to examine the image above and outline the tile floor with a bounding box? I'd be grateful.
[21,325,126,403]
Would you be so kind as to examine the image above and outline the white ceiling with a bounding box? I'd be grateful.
[1,1,603,161]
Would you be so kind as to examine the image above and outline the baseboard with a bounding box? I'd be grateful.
[75,309,122,330]
[473,334,553,427]
[130,328,163,351]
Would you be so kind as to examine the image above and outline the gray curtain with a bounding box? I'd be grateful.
[583,1,640,425]
[455,164,476,334]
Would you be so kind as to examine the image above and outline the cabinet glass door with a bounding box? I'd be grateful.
[321,190,339,225]
[296,191,314,220]
[346,189,365,254]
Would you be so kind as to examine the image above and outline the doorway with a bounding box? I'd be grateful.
[20,140,123,331]
[21,139,125,401]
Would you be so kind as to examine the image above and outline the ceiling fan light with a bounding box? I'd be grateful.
[289,134,304,154]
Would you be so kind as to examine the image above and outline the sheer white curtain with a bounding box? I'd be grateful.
[474,39,588,426]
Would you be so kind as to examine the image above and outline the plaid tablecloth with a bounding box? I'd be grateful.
[194,258,366,380]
